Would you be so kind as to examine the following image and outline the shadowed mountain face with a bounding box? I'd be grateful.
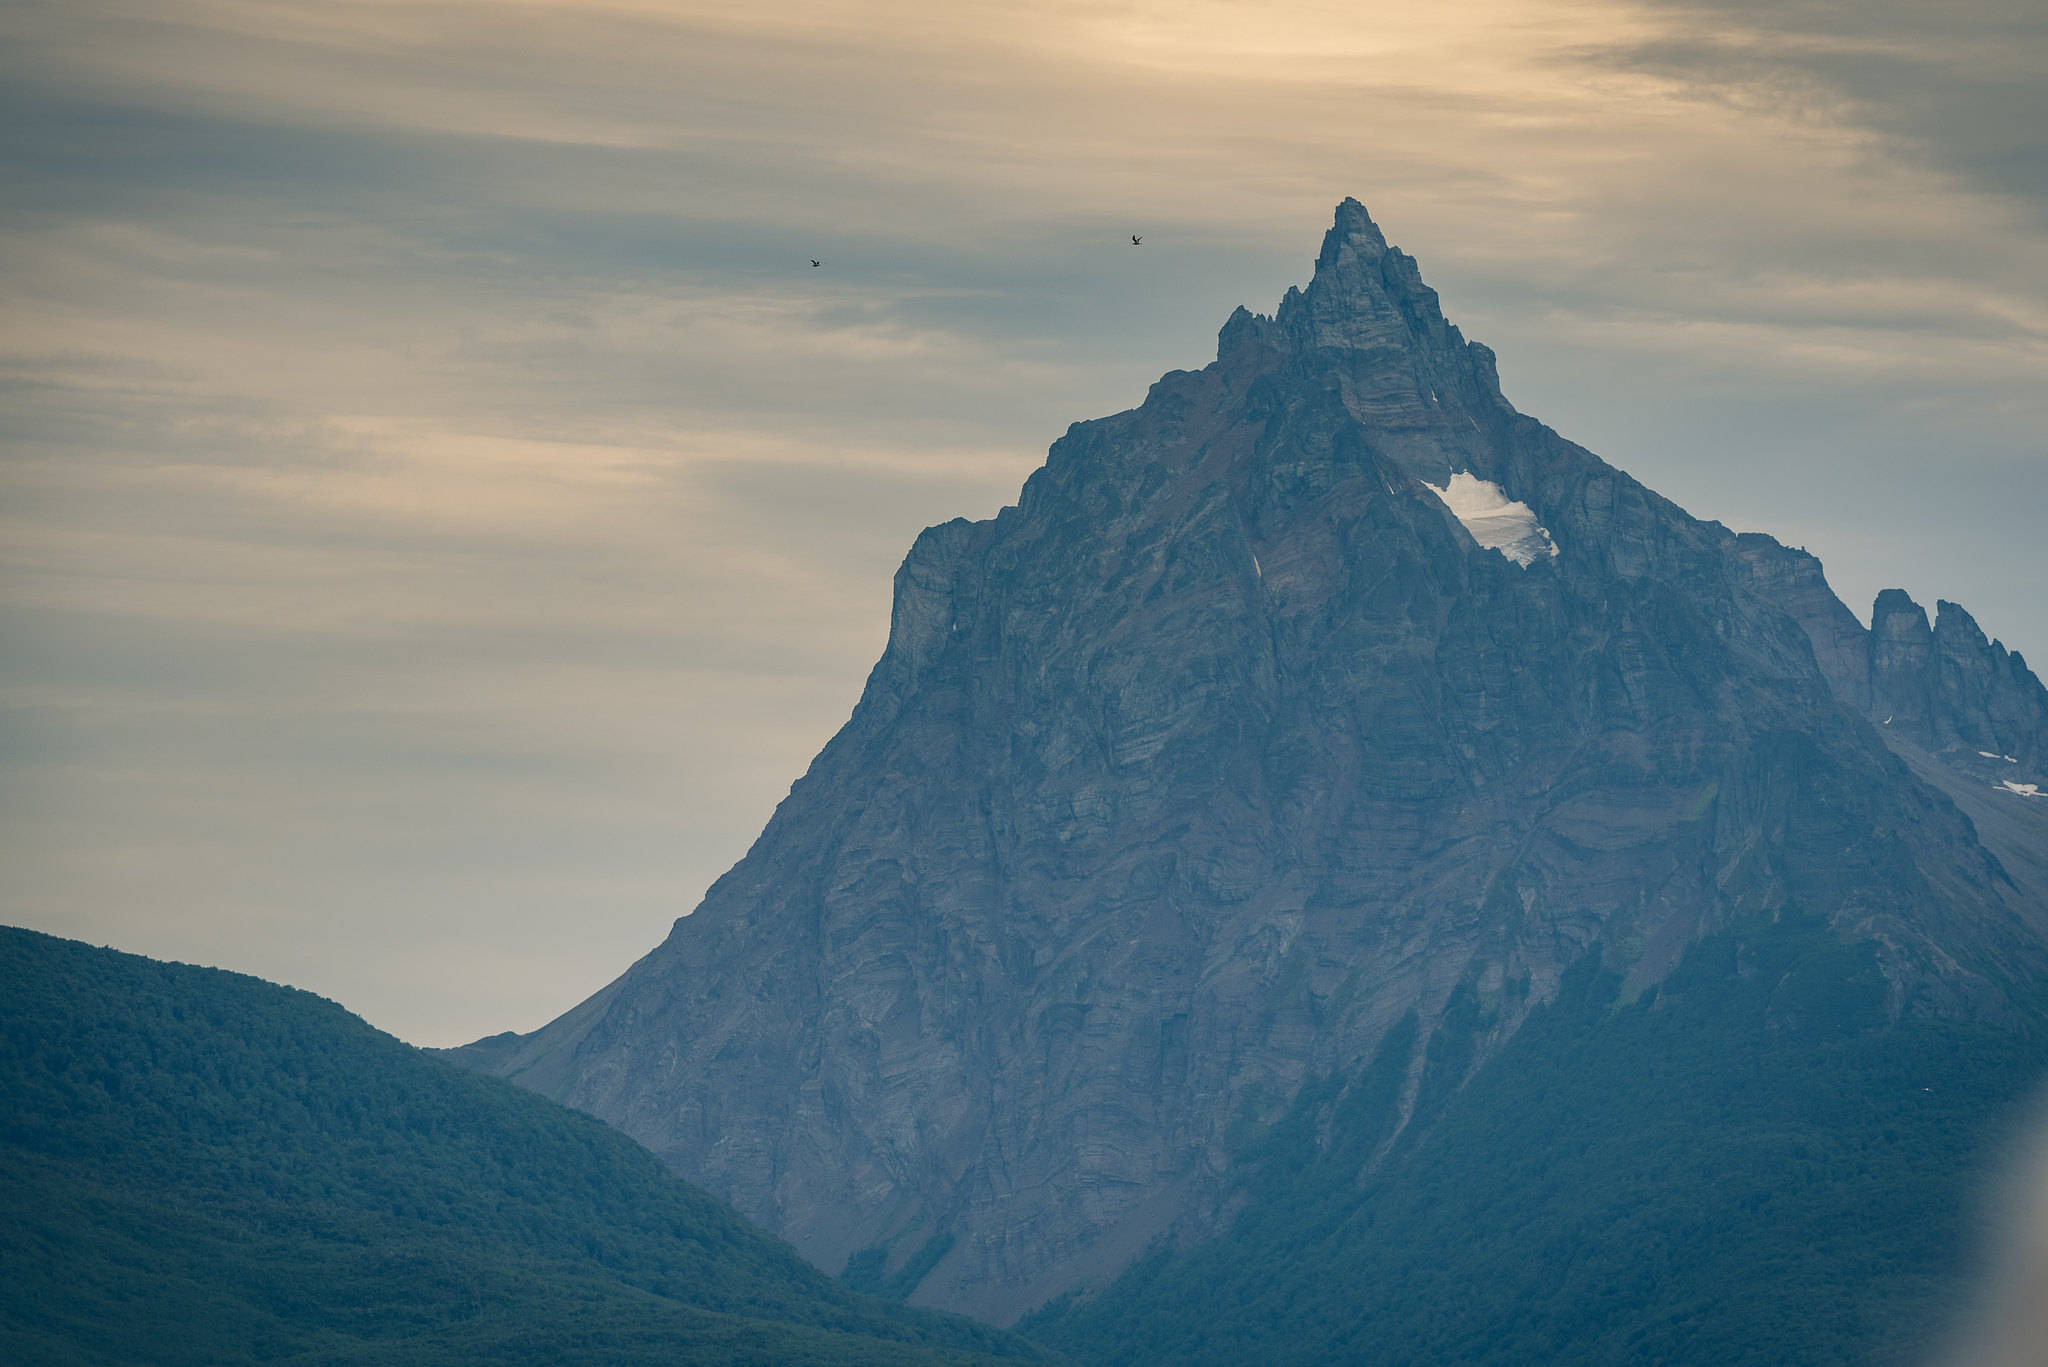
[447,200,2048,1325]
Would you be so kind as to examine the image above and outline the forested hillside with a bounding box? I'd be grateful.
[0,927,1051,1367]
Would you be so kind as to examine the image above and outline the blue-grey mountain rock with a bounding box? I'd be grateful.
[447,200,2048,1324]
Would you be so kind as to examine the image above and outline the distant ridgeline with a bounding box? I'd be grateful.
[441,196,2048,1364]
[0,927,1049,1367]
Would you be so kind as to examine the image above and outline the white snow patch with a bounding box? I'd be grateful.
[1979,750,2021,763]
[1423,472,1558,566]
[1998,781,2042,798]
[1251,553,1263,579]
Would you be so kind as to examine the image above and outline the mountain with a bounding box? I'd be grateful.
[0,926,1050,1366]
[445,199,2048,1347]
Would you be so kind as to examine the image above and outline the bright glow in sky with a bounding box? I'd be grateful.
[3,0,2044,1043]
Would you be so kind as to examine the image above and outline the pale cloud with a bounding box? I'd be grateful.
[2,0,2042,1043]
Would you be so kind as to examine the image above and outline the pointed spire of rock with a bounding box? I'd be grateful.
[1317,196,1391,271]
[1252,198,1511,471]
[1276,199,1459,357]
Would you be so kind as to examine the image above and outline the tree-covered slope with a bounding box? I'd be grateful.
[0,926,1051,1367]
[1023,913,2048,1367]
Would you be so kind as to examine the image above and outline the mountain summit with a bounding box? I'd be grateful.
[448,201,2048,1336]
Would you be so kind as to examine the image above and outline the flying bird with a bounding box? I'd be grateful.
[810,259,821,268]
[1131,235,1142,246]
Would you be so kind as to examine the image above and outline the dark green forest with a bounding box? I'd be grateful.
[0,927,1050,1367]
[1025,914,2048,1367]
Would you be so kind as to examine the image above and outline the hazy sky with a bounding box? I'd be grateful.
[4,0,2044,1045]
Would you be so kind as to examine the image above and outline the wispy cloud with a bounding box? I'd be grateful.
[3,0,2043,1042]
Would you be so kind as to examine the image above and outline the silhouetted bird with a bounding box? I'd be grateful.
[1130,235,1142,246]
[810,259,821,267]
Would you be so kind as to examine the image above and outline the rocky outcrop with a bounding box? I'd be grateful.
[1865,590,2048,767]
[445,200,2048,1324]
[1732,534,1872,712]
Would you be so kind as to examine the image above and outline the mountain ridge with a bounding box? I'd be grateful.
[445,198,2048,1325]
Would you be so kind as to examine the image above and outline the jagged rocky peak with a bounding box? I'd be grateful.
[1216,197,1508,490]
[447,198,2048,1325]
[1869,587,2047,769]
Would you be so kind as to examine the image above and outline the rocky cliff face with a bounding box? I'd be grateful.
[1869,590,2048,765]
[447,200,2048,1323]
